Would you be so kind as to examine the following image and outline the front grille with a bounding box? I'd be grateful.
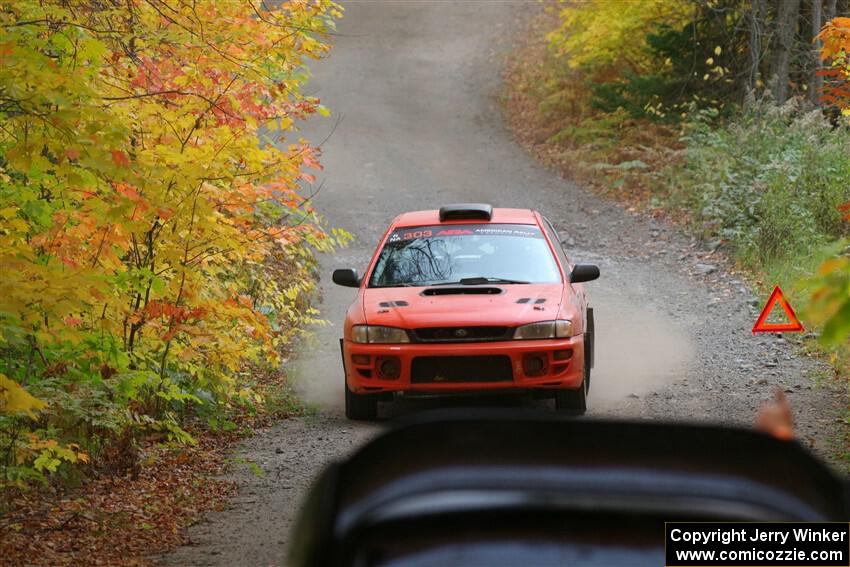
[411,355,513,383]
[411,326,511,343]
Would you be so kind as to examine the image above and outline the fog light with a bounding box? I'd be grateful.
[352,354,370,365]
[376,356,401,379]
[553,349,573,361]
[522,353,548,377]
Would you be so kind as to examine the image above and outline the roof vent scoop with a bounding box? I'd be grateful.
[439,203,493,222]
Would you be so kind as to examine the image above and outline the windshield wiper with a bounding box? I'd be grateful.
[372,282,420,288]
[431,277,530,286]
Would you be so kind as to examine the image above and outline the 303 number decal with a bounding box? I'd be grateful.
[401,229,433,240]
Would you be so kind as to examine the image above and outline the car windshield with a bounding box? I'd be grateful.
[368,224,562,288]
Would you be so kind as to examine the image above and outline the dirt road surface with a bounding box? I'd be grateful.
[162,2,844,566]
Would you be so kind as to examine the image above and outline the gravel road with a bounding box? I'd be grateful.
[162,2,845,566]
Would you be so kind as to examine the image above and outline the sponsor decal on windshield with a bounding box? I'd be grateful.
[389,224,541,242]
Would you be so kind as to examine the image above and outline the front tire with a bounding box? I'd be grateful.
[554,334,590,414]
[554,381,587,415]
[340,337,379,420]
[345,382,379,420]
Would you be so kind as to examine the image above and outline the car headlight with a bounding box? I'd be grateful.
[351,325,410,344]
[513,320,574,340]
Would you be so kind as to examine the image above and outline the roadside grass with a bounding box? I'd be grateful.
[263,385,319,420]
[662,100,850,271]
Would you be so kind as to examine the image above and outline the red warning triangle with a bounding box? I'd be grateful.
[752,285,804,334]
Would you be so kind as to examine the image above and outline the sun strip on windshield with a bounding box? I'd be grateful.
[387,224,543,243]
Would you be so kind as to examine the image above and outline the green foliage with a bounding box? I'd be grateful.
[664,98,850,268]
[804,248,850,343]
[591,23,734,120]
[546,0,740,121]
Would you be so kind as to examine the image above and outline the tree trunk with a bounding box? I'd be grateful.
[811,0,824,103]
[748,0,767,92]
[770,0,802,103]
[826,0,838,19]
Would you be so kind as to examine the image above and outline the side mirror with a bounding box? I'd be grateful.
[570,264,599,283]
[332,268,362,288]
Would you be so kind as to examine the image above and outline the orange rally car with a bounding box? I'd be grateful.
[332,204,599,420]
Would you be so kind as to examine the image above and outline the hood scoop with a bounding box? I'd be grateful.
[422,286,503,296]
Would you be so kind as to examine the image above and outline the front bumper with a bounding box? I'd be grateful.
[343,336,585,394]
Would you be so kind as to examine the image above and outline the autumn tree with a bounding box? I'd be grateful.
[0,0,346,484]
[805,17,850,357]
[547,0,850,118]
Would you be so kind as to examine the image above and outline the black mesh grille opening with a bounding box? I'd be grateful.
[422,287,502,296]
[411,355,513,383]
[412,326,511,343]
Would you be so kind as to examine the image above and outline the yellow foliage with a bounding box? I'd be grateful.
[0,373,46,418]
[547,0,695,72]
